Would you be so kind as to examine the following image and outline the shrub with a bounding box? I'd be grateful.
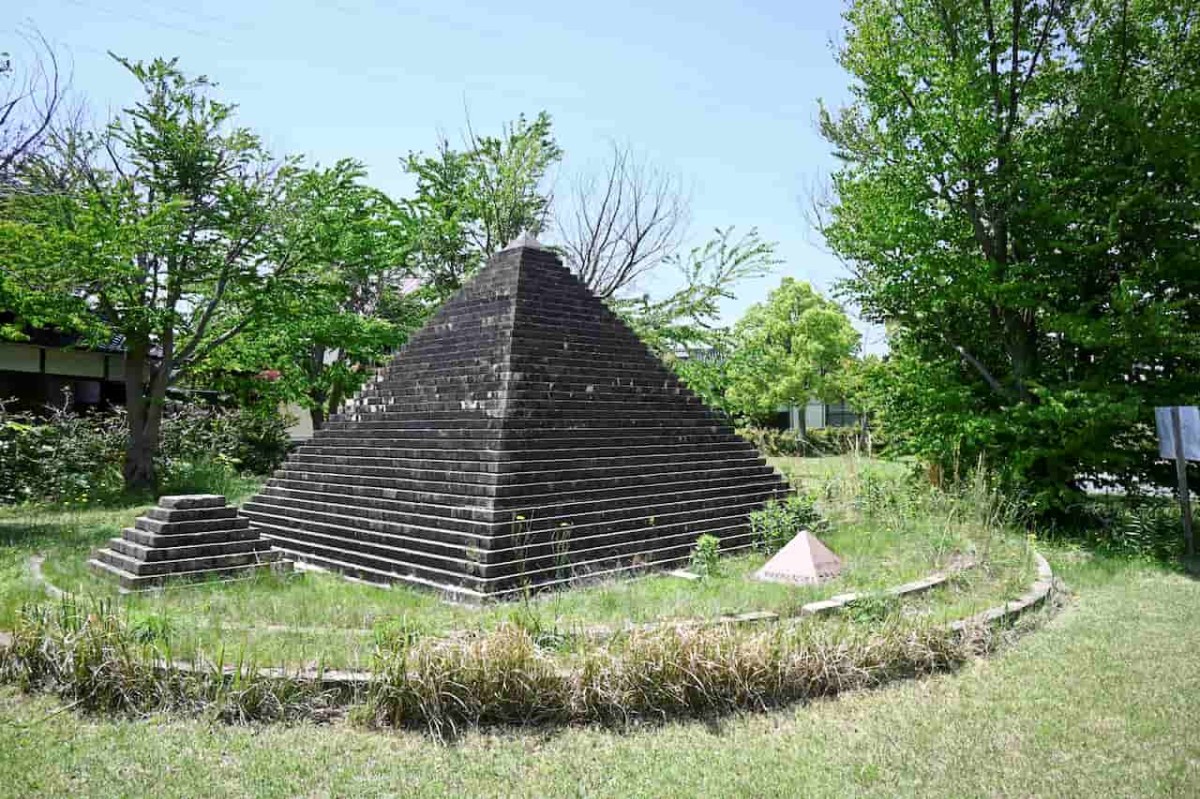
[1083,500,1185,560]
[737,425,881,458]
[750,494,823,554]
[159,402,293,477]
[737,426,799,456]
[0,398,292,506]
[4,601,993,740]
[690,534,722,578]
[0,399,126,506]
[364,623,571,740]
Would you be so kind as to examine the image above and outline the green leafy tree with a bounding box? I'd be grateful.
[615,227,779,355]
[0,56,302,490]
[199,160,422,430]
[819,0,1200,513]
[403,112,561,300]
[726,278,861,430]
[613,228,779,414]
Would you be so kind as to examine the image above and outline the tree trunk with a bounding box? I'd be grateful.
[122,339,170,493]
[122,341,156,491]
[309,404,326,432]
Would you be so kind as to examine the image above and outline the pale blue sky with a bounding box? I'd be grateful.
[11,1,881,349]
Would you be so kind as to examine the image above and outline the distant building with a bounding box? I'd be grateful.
[0,319,312,440]
[776,400,859,433]
[0,324,129,413]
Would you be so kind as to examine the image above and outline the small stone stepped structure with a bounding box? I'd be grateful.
[241,234,790,601]
[89,495,290,591]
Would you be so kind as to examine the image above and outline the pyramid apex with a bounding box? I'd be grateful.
[501,230,545,251]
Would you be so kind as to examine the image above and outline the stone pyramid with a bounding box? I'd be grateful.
[90,494,291,591]
[241,237,790,601]
[754,530,841,586]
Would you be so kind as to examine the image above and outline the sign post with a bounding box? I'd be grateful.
[1155,406,1199,558]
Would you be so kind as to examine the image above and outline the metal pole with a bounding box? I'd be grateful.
[1171,406,1195,558]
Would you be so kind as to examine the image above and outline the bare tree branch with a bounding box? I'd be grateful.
[0,28,66,178]
[554,142,689,299]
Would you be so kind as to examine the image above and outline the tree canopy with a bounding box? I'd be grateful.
[1,56,302,488]
[726,278,860,428]
[820,0,1200,513]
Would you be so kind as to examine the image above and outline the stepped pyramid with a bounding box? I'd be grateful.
[90,494,291,591]
[241,236,790,601]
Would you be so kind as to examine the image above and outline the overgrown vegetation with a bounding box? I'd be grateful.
[750,494,823,554]
[0,457,1034,670]
[0,593,994,741]
[689,534,722,578]
[0,553,1192,797]
[0,399,290,506]
[361,618,984,741]
[738,425,882,458]
[0,599,345,723]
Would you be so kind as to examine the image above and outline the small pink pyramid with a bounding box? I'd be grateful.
[755,530,841,585]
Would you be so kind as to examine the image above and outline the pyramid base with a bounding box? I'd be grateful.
[88,553,292,593]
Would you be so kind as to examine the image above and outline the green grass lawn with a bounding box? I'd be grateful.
[0,550,1194,798]
[0,456,1032,668]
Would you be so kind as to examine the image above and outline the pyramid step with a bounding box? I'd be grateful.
[251,522,487,593]
[121,525,264,549]
[246,492,497,532]
[331,396,711,418]
[264,516,757,598]
[321,414,725,431]
[478,521,761,589]
[250,482,787,538]
[299,439,756,461]
[288,451,766,478]
[264,468,779,510]
[134,515,251,536]
[303,436,755,458]
[256,484,495,522]
[496,479,789,522]
[245,511,485,575]
[88,556,290,592]
[94,546,283,577]
[242,502,486,553]
[255,535,487,603]
[349,386,704,406]
[363,375,698,395]
[110,536,272,562]
[243,492,771,566]
[272,459,772,491]
[144,505,240,523]
[158,494,227,510]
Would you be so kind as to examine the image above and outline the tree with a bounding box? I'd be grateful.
[0,29,64,181]
[200,160,421,430]
[615,226,779,355]
[612,227,779,415]
[818,0,1200,513]
[402,112,561,300]
[0,56,302,490]
[726,278,861,431]
[555,142,688,298]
